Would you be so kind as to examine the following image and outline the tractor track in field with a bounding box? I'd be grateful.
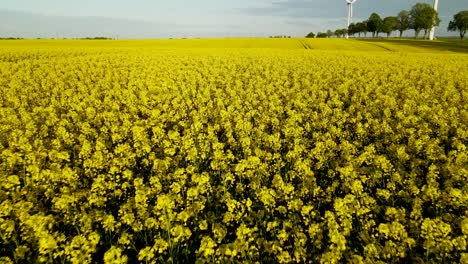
[298,39,313,50]
[369,43,395,52]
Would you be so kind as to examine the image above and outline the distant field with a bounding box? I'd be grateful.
[1,38,467,53]
[0,38,467,263]
[355,38,468,53]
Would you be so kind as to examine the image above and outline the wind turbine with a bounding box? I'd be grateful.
[346,0,357,39]
[429,0,439,40]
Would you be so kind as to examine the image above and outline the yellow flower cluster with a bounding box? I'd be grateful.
[0,40,467,263]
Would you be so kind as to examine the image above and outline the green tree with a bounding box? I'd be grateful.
[348,23,356,37]
[410,3,441,39]
[382,16,399,38]
[397,10,410,38]
[343,28,348,38]
[334,29,341,38]
[367,13,383,38]
[355,22,368,38]
[334,29,347,38]
[316,32,328,38]
[326,29,334,38]
[448,10,468,40]
[306,32,316,38]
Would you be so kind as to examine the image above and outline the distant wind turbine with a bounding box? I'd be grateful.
[346,0,357,39]
[429,0,439,40]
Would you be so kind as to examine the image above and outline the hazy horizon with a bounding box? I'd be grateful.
[1,0,466,39]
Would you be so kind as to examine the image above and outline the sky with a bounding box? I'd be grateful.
[0,0,466,39]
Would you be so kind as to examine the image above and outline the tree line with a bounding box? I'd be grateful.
[306,3,467,40]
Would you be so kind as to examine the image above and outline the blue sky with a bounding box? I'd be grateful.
[0,0,466,38]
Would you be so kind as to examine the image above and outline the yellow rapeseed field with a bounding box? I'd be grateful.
[0,39,467,263]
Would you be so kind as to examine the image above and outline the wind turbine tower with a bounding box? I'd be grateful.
[346,0,357,39]
[429,0,439,40]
